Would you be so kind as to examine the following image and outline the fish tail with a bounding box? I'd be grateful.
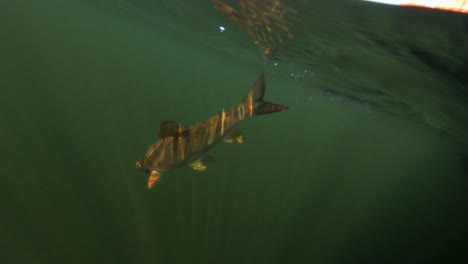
[242,73,288,117]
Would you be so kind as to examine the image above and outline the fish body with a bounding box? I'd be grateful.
[136,74,288,188]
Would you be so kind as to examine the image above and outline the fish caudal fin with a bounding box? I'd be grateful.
[242,74,288,117]
[148,170,160,189]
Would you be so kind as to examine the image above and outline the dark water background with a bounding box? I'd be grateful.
[1,0,467,263]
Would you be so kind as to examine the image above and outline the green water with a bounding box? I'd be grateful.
[1,0,467,263]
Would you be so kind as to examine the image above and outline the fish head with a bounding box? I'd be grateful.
[136,156,166,173]
[136,160,153,172]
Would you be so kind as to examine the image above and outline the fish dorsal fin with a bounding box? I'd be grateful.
[158,120,189,138]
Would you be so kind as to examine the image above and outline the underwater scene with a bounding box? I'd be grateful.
[1,0,467,263]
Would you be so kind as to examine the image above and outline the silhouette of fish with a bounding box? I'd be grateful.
[136,74,288,189]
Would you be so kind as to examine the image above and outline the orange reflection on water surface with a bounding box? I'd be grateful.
[212,0,297,59]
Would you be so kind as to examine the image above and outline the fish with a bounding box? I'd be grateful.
[136,74,288,189]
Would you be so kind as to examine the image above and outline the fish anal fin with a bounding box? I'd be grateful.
[188,160,207,172]
[224,128,243,144]
[148,170,160,189]
[159,120,189,138]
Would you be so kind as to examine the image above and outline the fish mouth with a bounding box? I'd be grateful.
[136,161,153,173]
[136,161,143,170]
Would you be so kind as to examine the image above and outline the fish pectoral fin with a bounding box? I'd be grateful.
[188,160,207,172]
[148,170,160,189]
[224,128,243,144]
